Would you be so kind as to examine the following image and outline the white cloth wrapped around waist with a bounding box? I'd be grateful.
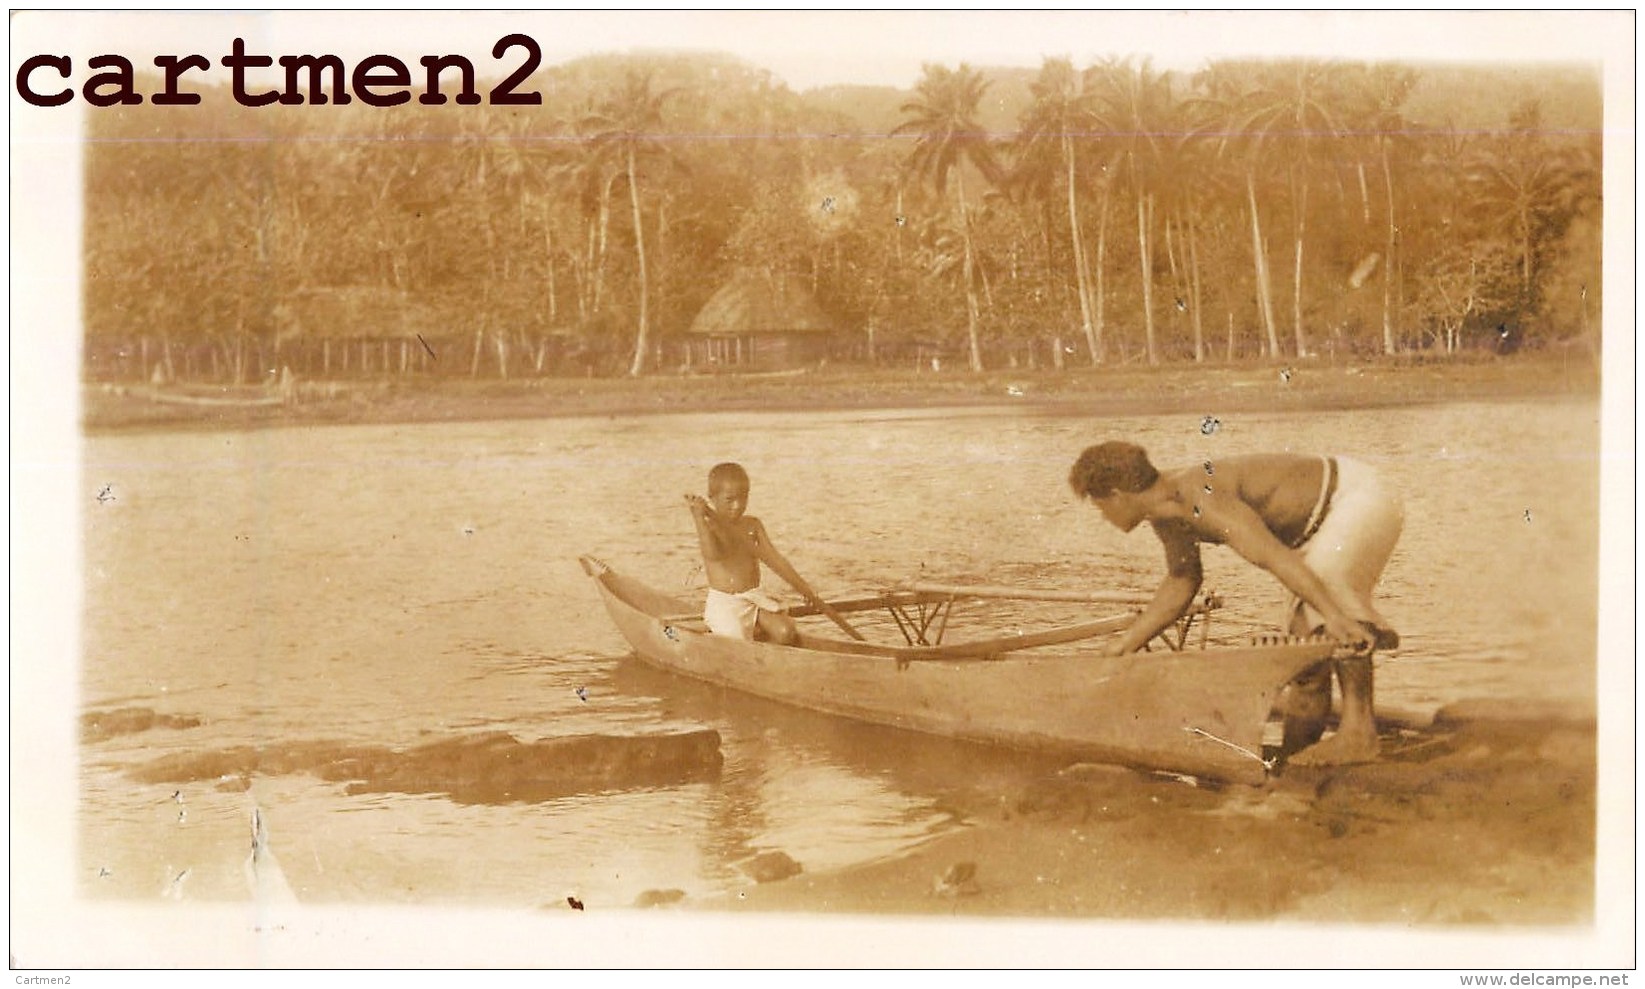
[703,586,787,639]
[1285,455,1404,637]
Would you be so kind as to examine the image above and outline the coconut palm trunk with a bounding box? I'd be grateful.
[1137,191,1158,365]
[545,228,558,326]
[1380,146,1398,354]
[593,182,612,316]
[1187,211,1206,362]
[1094,186,1111,360]
[1517,206,1533,297]
[896,63,1001,374]
[1063,132,1099,365]
[1291,179,1310,357]
[1246,172,1281,357]
[955,172,984,372]
[624,145,652,377]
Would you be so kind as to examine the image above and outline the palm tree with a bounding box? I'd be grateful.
[449,101,553,376]
[549,101,621,326]
[583,71,680,376]
[894,63,1004,372]
[1347,63,1421,355]
[1197,59,1348,357]
[472,102,587,366]
[1465,100,1593,312]
[1086,57,1174,364]
[1161,116,1218,362]
[1229,60,1349,357]
[1015,57,1103,364]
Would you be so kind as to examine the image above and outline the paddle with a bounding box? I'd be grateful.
[810,595,867,642]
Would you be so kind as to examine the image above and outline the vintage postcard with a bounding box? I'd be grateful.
[10,9,1634,973]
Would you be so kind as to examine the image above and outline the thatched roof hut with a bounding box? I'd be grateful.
[685,269,836,370]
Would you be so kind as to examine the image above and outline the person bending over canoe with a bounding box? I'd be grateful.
[684,462,829,645]
[1068,441,1404,766]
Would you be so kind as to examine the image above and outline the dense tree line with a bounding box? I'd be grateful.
[83,52,1602,381]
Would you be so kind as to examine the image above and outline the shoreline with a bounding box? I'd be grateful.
[687,699,1598,925]
[80,354,1600,434]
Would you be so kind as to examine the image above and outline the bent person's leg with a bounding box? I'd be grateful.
[1278,661,1333,753]
[1285,460,1402,765]
[1290,653,1379,765]
[1299,459,1404,633]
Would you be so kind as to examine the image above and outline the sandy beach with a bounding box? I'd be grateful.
[693,699,1598,925]
[81,353,1600,434]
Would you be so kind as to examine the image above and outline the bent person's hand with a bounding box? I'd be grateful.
[1325,616,1372,651]
[1099,637,1131,658]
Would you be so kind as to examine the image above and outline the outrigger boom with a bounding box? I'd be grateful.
[901,581,1160,607]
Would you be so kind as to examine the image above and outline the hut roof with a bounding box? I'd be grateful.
[688,269,835,337]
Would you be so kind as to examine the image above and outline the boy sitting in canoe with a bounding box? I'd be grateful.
[685,462,851,644]
[1068,441,1404,766]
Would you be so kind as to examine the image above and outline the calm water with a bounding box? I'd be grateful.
[78,399,1601,907]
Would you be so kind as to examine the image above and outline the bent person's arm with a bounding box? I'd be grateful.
[1105,521,1202,655]
[1202,497,1368,646]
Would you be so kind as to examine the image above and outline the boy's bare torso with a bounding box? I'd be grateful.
[701,514,766,593]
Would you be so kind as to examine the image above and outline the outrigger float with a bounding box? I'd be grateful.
[580,556,1346,784]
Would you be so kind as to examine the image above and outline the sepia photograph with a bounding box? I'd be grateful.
[10,9,1634,972]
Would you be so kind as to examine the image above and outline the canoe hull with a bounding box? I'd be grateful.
[583,559,1334,784]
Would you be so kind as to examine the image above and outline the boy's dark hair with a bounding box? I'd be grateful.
[708,462,749,491]
[1068,442,1159,498]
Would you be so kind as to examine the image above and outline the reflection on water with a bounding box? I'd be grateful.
[79,399,1600,906]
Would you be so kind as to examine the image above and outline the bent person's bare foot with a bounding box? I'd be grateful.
[1288,730,1380,766]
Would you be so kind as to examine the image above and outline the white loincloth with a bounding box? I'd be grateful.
[1286,455,1404,636]
[703,586,786,639]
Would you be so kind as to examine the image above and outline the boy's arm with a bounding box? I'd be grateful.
[751,519,866,641]
[748,518,819,601]
[683,494,724,560]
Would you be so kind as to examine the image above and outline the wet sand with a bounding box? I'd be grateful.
[693,701,1598,925]
[77,697,1602,927]
[82,354,1600,434]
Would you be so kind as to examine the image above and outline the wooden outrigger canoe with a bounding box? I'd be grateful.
[579,556,1340,784]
